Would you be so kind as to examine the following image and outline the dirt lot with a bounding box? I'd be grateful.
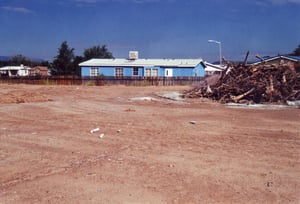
[0,84,299,203]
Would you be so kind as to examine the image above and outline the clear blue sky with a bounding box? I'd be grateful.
[0,0,300,62]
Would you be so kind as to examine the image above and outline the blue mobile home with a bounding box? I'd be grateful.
[79,55,205,77]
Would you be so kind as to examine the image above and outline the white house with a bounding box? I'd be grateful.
[204,62,226,76]
[0,65,31,77]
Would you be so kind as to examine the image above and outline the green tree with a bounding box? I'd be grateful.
[73,55,84,76]
[291,44,300,56]
[40,61,50,67]
[10,54,31,66]
[83,45,113,60]
[52,41,75,75]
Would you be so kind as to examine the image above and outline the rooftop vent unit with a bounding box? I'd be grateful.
[129,51,138,60]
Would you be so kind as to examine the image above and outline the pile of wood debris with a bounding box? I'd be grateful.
[184,58,300,104]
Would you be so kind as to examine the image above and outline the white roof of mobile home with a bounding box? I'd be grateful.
[79,58,204,67]
[204,62,226,71]
[0,65,30,70]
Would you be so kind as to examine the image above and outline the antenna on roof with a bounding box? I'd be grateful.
[129,51,138,60]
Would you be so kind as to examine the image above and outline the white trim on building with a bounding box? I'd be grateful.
[79,58,203,68]
[0,65,31,77]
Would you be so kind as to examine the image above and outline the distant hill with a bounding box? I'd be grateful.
[31,58,45,63]
[0,56,11,61]
[0,56,45,62]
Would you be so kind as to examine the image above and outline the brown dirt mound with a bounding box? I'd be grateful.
[0,87,52,104]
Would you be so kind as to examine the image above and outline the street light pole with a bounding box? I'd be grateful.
[208,40,222,66]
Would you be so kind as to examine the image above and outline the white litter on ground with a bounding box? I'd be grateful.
[129,92,186,103]
[90,128,100,133]
[226,103,292,110]
[286,100,300,107]
[130,97,158,101]
[158,92,184,101]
